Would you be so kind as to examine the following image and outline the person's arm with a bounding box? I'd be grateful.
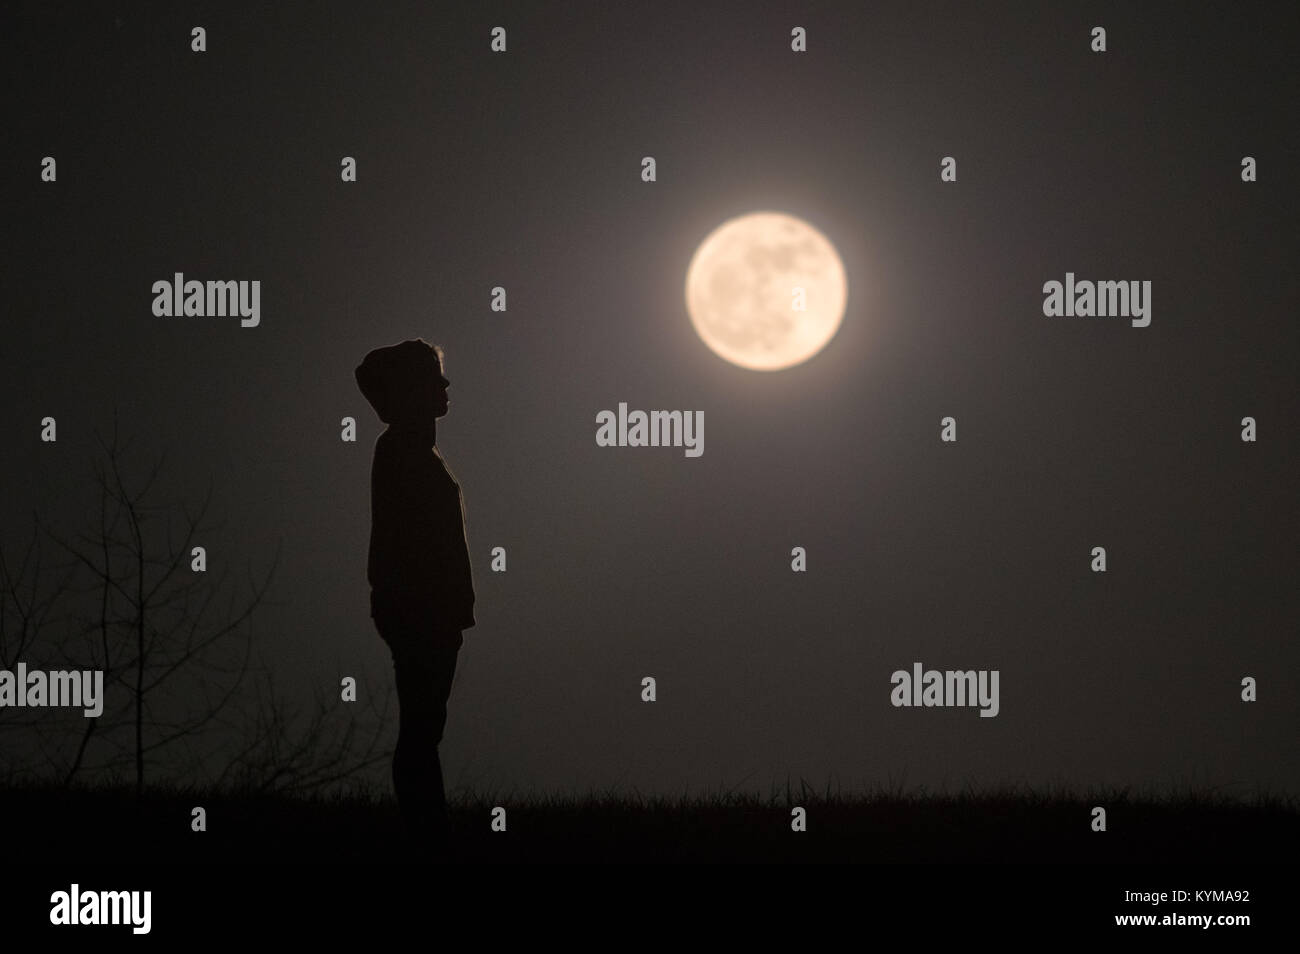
[424,453,476,633]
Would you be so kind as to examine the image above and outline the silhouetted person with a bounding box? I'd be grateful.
[355,339,476,856]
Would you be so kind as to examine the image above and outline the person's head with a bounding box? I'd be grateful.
[354,338,452,426]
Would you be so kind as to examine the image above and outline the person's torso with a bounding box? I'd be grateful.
[367,434,476,624]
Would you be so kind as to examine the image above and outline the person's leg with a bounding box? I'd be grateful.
[389,630,462,847]
[422,633,462,843]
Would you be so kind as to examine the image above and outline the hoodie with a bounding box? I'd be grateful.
[355,340,476,636]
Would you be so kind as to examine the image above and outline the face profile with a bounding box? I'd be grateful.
[406,351,450,424]
[434,365,451,419]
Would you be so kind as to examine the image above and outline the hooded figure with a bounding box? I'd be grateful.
[355,337,475,852]
[355,338,476,638]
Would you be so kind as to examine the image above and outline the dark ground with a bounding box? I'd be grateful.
[3,781,1295,863]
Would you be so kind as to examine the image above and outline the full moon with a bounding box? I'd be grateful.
[685,211,847,371]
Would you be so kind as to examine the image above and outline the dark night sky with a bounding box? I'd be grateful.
[7,1,1297,798]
